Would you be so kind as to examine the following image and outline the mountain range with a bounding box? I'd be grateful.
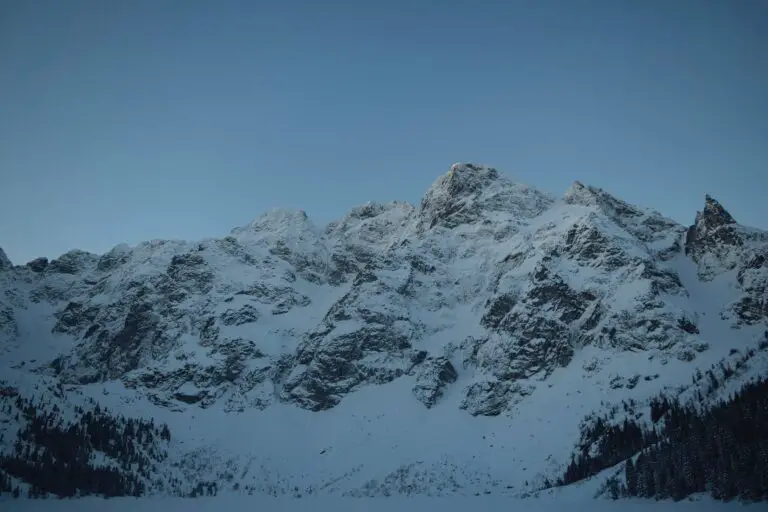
[1,162,766,501]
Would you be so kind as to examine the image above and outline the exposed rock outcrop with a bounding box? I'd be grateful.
[412,356,458,408]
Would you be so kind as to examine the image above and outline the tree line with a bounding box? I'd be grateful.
[620,376,768,501]
[555,351,768,502]
[0,393,172,498]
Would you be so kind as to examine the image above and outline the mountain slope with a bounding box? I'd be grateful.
[0,162,766,499]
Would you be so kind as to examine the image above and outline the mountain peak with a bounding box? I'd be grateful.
[232,207,314,235]
[685,194,744,268]
[701,194,737,227]
[563,180,596,205]
[449,161,498,173]
[442,162,500,194]
[563,181,643,218]
[417,163,506,230]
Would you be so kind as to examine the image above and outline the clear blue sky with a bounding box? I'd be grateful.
[1,0,766,264]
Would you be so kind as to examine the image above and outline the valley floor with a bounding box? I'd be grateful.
[4,495,762,512]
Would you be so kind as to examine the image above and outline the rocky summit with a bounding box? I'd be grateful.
[1,162,767,499]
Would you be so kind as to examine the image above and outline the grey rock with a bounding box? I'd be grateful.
[27,257,49,273]
[164,253,214,295]
[563,220,630,270]
[48,250,98,274]
[97,244,132,272]
[411,356,458,408]
[235,283,311,314]
[220,305,260,326]
[460,379,511,416]
[685,195,742,268]
[52,301,101,335]
[282,323,412,411]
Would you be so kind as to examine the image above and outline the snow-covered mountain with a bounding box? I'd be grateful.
[1,163,766,499]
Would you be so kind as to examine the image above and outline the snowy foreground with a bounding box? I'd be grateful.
[5,495,762,512]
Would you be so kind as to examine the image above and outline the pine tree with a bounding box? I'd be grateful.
[625,457,638,496]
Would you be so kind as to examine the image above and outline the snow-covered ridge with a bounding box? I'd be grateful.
[0,162,766,498]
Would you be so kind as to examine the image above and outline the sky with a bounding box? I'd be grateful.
[0,0,766,264]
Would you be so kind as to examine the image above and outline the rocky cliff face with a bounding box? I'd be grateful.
[0,164,766,419]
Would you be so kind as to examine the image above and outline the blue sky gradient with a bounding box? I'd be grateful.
[1,0,766,263]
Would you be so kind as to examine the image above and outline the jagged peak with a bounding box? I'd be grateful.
[0,247,12,270]
[563,181,628,208]
[229,207,324,257]
[446,162,500,186]
[685,195,745,263]
[417,163,552,231]
[47,249,100,275]
[231,207,316,235]
[563,180,597,206]
[449,161,498,174]
[423,163,500,201]
[564,181,661,219]
[564,181,683,249]
[420,163,502,210]
[698,194,736,227]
